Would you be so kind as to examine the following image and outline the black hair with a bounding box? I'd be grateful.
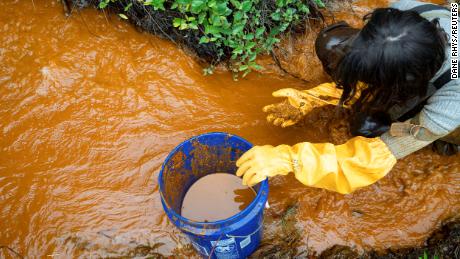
[335,8,447,113]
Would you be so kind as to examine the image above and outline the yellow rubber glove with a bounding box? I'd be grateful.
[236,136,397,194]
[263,82,342,127]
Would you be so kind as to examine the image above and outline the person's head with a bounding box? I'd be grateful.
[335,8,447,113]
[315,21,359,77]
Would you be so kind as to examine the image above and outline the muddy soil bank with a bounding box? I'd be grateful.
[320,219,460,259]
[68,0,323,64]
[0,0,459,258]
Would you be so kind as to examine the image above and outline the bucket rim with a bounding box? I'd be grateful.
[158,132,269,227]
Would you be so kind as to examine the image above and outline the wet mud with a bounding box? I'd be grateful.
[0,0,459,258]
[320,219,460,259]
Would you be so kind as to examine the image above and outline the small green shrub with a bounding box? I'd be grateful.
[98,0,324,77]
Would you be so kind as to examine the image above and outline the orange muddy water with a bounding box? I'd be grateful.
[180,173,255,222]
[0,0,458,258]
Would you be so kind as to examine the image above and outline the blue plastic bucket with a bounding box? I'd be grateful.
[159,132,269,258]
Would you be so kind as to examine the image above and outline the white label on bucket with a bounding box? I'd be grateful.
[211,237,239,259]
[192,241,209,256]
[239,235,251,249]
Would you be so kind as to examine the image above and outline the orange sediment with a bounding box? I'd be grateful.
[0,0,458,257]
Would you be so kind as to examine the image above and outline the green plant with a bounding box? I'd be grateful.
[419,251,439,259]
[99,0,324,78]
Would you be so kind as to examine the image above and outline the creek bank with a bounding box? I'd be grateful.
[320,219,460,259]
[68,0,323,67]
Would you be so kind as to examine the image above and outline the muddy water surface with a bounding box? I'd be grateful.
[0,0,459,258]
[181,173,255,222]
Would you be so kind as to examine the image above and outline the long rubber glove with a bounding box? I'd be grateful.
[264,82,367,127]
[236,136,397,194]
[263,82,342,127]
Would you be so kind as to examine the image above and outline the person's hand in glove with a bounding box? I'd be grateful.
[263,82,343,128]
[236,136,396,194]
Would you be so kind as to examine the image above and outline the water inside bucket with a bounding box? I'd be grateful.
[181,173,256,222]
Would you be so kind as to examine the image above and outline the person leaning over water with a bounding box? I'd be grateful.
[236,0,460,194]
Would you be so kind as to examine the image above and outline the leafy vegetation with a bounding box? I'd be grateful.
[97,0,324,77]
[419,251,439,259]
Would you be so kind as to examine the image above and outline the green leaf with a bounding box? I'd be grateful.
[204,25,220,34]
[198,12,206,24]
[299,4,309,14]
[203,66,214,75]
[241,1,252,12]
[276,0,286,8]
[239,65,249,71]
[118,14,128,20]
[255,27,265,38]
[179,22,188,30]
[233,11,243,22]
[245,41,256,49]
[199,36,210,44]
[189,21,198,29]
[314,0,325,8]
[271,12,281,21]
[191,0,206,13]
[173,18,182,28]
[211,15,223,26]
[286,7,295,17]
[270,26,282,36]
[232,23,245,35]
[215,2,230,15]
[146,0,165,10]
[250,63,263,70]
[98,1,108,9]
[124,3,133,11]
[244,33,254,40]
[233,46,243,55]
[220,27,233,35]
[229,0,241,9]
[242,68,251,77]
[207,0,217,8]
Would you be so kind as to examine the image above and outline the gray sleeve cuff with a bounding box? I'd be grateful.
[380,131,437,159]
[390,0,426,11]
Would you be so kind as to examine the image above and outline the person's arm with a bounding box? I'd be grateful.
[391,0,451,33]
[390,0,432,11]
[236,136,397,194]
[237,81,459,194]
[381,80,460,159]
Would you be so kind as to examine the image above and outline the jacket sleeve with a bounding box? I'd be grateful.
[390,0,431,11]
[381,80,460,159]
